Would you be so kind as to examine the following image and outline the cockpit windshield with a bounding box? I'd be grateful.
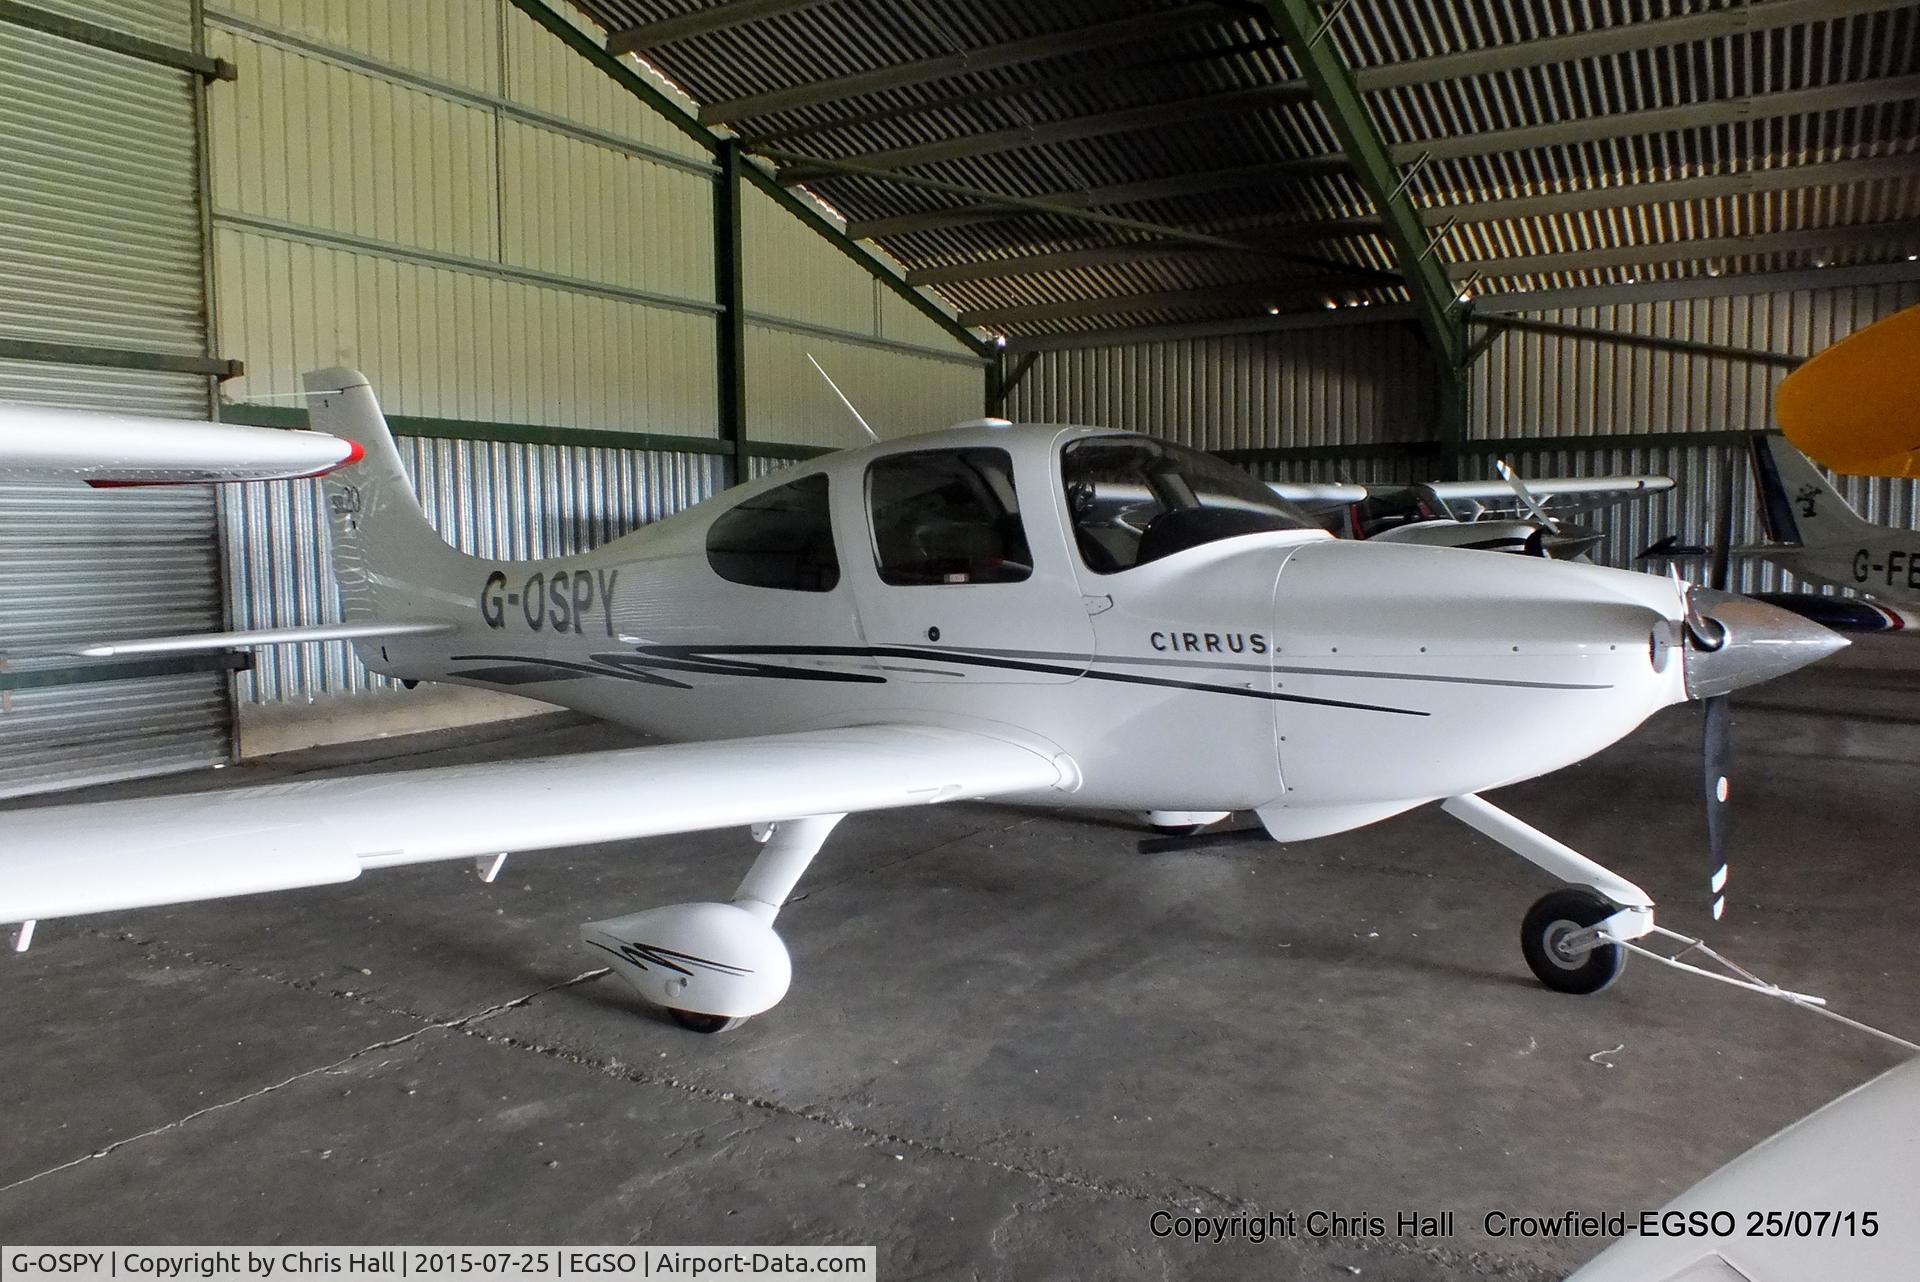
[1061,436,1318,574]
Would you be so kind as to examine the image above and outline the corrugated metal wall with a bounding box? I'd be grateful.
[1463,280,1920,591]
[1472,281,1920,440]
[199,0,982,751]
[1247,436,1918,597]
[1004,321,1438,450]
[741,182,984,449]
[205,0,720,431]
[1013,282,1919,599]
[203,0,728,748]
[224,438,723,703]
[0,3,231,798]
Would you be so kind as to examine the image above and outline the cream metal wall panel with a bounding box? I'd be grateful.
[877,285,974,355]
[1471,281,1920,441]
[0,26,203,354]
[208,29,499,260]
[745,327,983,448]
[31,0,192,44]
[213,0,502,92]
[1006,327,1437,450]
[0,677,230,800]
[502,0,707,164]
[498,119,712,303]
[741,184,875,337]
[223,439,724,703]
[214,228,719,436]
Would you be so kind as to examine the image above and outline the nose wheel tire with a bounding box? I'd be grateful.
[668,1008,745,1035]
[1521,888,1627,995]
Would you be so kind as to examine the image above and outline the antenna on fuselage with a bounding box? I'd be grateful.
[806,353,879,443]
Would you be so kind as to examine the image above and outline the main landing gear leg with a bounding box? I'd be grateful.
[581,814,845,1033]
[1442,794,1654,996]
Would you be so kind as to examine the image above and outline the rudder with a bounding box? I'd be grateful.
[1751,434,1874,547]
[302,368,471,624]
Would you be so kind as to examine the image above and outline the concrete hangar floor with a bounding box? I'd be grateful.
[1,643,1912,1279]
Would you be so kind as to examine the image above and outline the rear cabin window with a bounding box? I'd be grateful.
[705,473,839,591]
[867,448,1033,585]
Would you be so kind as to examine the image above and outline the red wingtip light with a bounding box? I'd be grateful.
[343,438,365,466]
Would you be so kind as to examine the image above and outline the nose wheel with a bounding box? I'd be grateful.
[1521,888,1627,995]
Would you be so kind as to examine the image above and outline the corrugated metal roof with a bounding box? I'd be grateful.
[566,0,1920,338]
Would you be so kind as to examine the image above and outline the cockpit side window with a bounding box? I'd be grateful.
[706,472,839,591]
[1061,437,1317,574]
[866,448,1033,586]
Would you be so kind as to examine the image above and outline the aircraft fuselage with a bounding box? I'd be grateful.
[361,426,1693,837]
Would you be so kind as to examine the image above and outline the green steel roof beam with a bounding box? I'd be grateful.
[1257,0,1466,380]
[848,157,1353,241]
[1473,317,1805,371]
[737,162,993,357]
[606,0,838,56]
[754,147,1398,287]
[905,218,1386,287]
[507,0,988,360]
[1443,216,1920,281]
[957,276,1397,328]
[505,0,714,152]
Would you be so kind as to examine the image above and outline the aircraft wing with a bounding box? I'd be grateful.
[1266,481,1372,510]
[68,621,452,657]
[0,725,1071,927]
[0,403,359,484]
[1423,474,1674,513]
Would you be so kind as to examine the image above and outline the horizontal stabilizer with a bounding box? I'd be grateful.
[0,725,1071,926]
[72,621,452,658]
[1637,537,1772,562]
[0,404,359,484]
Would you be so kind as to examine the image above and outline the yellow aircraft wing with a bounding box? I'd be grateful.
[1774,302,1920,479]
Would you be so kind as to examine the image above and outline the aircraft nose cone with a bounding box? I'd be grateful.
[1682,589,1849,700]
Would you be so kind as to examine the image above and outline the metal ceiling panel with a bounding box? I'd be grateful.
[565,0,1920,336]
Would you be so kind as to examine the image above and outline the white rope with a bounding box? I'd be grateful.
[1603,926,1920,1054]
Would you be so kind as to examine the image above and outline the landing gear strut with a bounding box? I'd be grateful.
[1442,793,1653,995]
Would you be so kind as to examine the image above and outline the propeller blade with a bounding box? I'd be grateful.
[1709,451,1736,592]
[1703,694,1733,921]
[1495,458,1560,533]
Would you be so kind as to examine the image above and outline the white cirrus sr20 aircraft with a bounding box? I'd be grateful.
[0,370,1848,1032]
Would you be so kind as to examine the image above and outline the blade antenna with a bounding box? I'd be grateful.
[806,354,878,443]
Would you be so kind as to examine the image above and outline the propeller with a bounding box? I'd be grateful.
[1700,454,1738,921]
[1495,458,1558,532]
[1496,459,1605,558]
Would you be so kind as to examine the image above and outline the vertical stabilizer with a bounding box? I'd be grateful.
[1751,434,1875,547]
[302,368,470,624]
